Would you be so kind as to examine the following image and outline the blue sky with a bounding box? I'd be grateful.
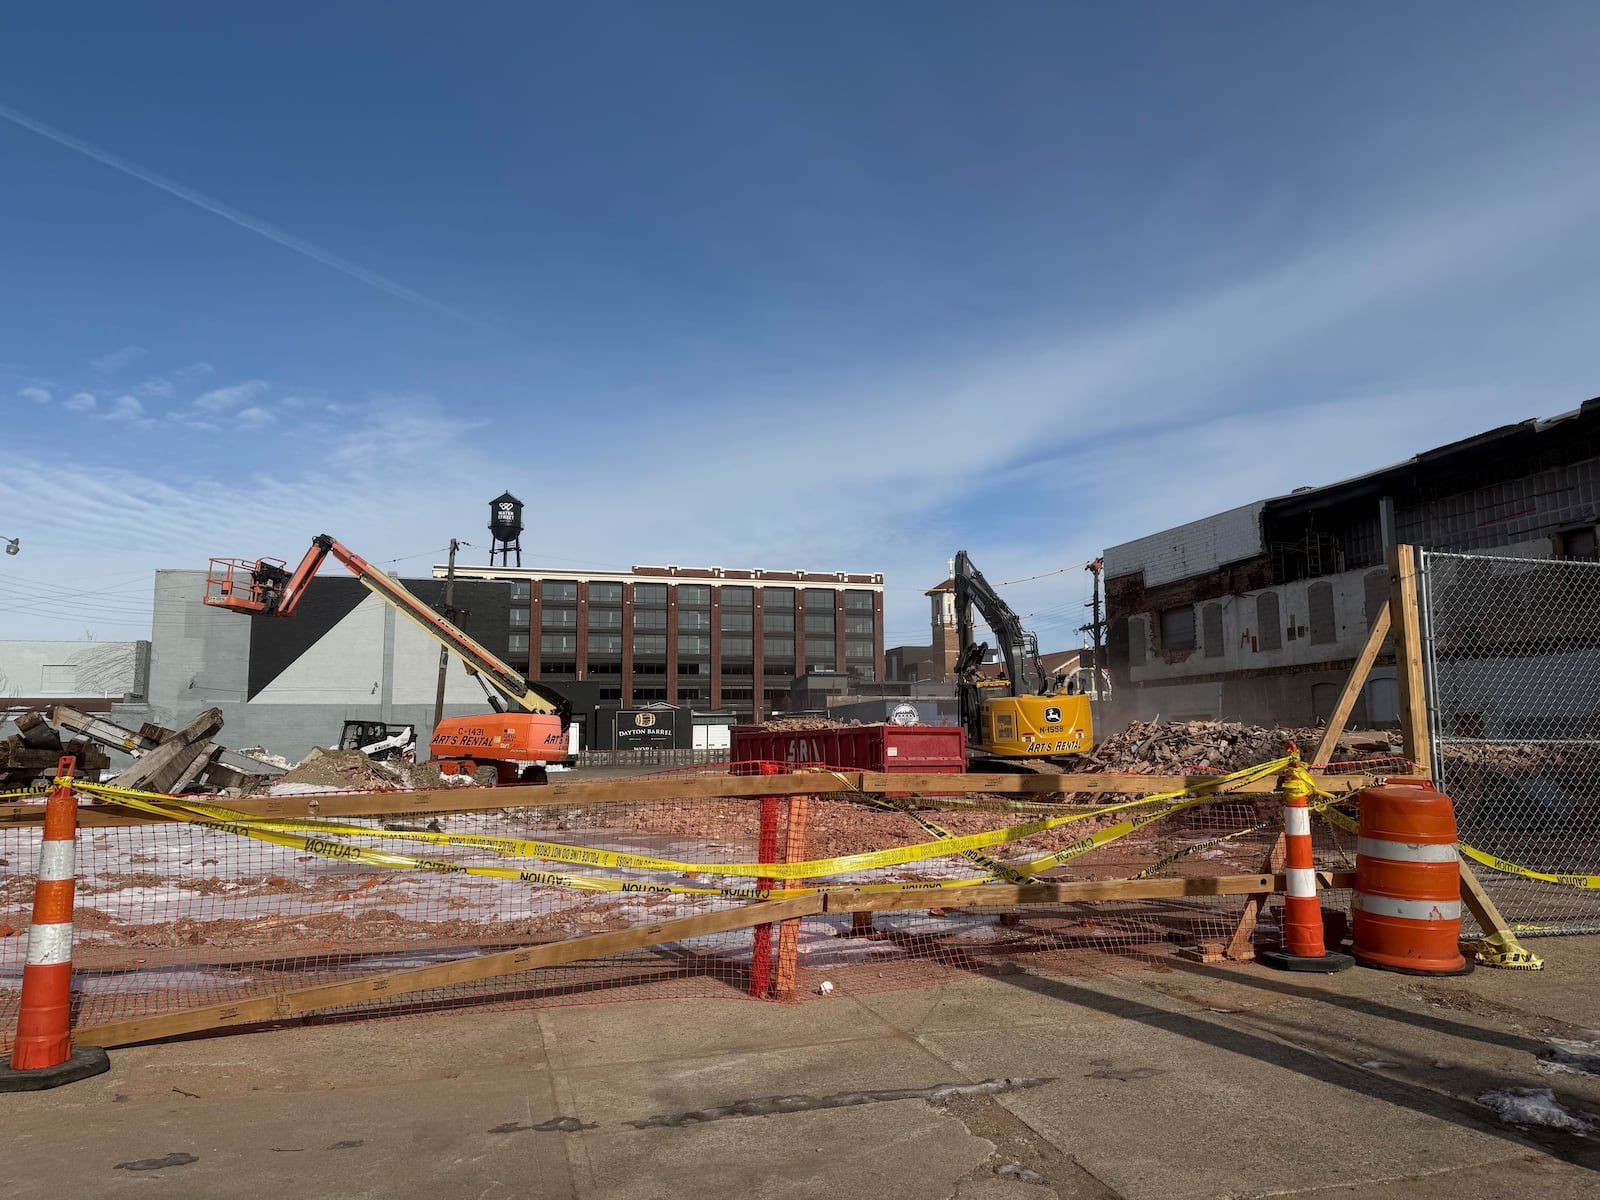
[2,4,1598,651]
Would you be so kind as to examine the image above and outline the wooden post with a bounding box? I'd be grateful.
[772,795,812,999]
[1389,543,1432,777]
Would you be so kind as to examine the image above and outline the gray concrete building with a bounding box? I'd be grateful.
[1103,399,1600,727]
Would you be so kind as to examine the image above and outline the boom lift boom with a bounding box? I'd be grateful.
[953,550,1092,764]
[205,535,572,783]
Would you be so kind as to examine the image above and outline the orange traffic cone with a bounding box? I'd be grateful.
[0,757,110,1091]
[1259,768,1353,974]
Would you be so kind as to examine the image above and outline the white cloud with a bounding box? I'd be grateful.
[17,385,51,404]
[64,393,96,412]
[193,380,268,412]
[105,395,145,422]
[235,406,273,428]
[174,362,214,384]
[91,345,146,374]
[135,378,174,399]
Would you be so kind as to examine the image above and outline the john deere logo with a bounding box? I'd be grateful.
[1044,706,1061,724]
[636,712,656,728]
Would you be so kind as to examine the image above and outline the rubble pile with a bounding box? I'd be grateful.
[271,747,404,791]
[1,711,111,790]
[1068,720,1400,775]
[756,715,856,732]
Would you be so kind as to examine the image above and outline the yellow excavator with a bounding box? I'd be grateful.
[953,550,1093,766]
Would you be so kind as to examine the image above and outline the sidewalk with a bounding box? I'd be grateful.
[4,940,1598,1199]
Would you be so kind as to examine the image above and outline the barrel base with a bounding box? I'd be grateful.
[0,1047,111,1092]
[1353,952,1474,977]
[1259,949,1354,974]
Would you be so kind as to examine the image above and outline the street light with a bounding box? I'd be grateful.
[2,537,17,556]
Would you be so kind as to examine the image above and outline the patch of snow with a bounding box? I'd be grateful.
[1479,1087,1592,1134]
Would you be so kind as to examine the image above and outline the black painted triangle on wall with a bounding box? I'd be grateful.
[246,577,370,701]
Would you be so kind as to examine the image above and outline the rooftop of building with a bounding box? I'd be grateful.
[432,563,884,587]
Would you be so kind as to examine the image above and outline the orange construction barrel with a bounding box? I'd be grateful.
[1351,779,1470,975]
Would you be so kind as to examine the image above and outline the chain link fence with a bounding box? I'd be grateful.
[1421,550,1600,934]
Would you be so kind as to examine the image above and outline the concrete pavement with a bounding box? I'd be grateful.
[3,939,1598,1199]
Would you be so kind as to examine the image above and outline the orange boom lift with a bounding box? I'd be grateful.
[204,535,572,784]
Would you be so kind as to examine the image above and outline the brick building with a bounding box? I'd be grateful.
[436,563,885,722]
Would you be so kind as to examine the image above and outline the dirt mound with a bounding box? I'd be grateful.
[274,747,402,791]
[1069,720,1400,775]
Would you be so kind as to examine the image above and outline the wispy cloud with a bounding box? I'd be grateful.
[64,392,96,412]
[135,378,173,399]
[235,406,273,428]
[174,362,213,384]
[0,104,482,326]
[17,386,51,404]
[90,345,145,374]
[105,395,145,422]
[193,380,268,412]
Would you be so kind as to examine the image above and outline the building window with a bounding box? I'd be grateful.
[721,611,754,632]
[763,586,794,608]
[764,637,795,657]
[543,581,578,603]
[763,610,794,632]
[633,687,667,702]
[540,633,576,654]
[634,582,667,606]
[679,660,710,676]
[843,615,874,635]
[511,581,531,602]
[590,582,623,605]
[844,590,873,613]
[590,608,622,630]
[509,608,531,628]
[634,609,667,631]
[598,686,622,701]
[1255,593,1282,651]
[588,660,623,676]
[589,633,623,655]
[1202,603,1223,659]
[804,637,837,660]
[1127,616,1147,667]
[509,632,530,654]
[633,660,667,677]
[542,608,575,629]
[804,612,835,634]
[845,640,874,660]
[722,585,753,609]
[634,634,667,655]
[804,588,834,609]
[678,584,711,607]
[679,609,711,631]
[763,662,795,677]
[678,687,708,705]
[722,636,754,658]
[721,687,753,702]
[1308,581,1337,645]
[1159,607,1196,652]
[540,661,575,679]
[1363,570,1389,629]
[678,634,711,655]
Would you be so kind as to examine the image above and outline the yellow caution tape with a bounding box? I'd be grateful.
[1456,845,1600,890]
[72,759,1290,882]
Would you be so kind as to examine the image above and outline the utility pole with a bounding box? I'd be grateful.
[431,539,460,745]
[1079,558,1105,698]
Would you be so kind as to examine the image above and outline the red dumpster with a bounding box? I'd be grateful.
[730,723,966,774]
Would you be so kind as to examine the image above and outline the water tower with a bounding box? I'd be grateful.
[488,491,524,567]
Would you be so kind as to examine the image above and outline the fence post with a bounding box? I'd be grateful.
[771,794,812,999]
[748,763,783,997]
[1389,544,1432,777]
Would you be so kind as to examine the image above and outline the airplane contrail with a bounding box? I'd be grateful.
[0,103,482,326]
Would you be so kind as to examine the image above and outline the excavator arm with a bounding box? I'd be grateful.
[952,550,1048,698]
[205,536,571,730]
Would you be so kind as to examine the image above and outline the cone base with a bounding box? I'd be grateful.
[1258,948,1355,974]
[0,1046,110,1092]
